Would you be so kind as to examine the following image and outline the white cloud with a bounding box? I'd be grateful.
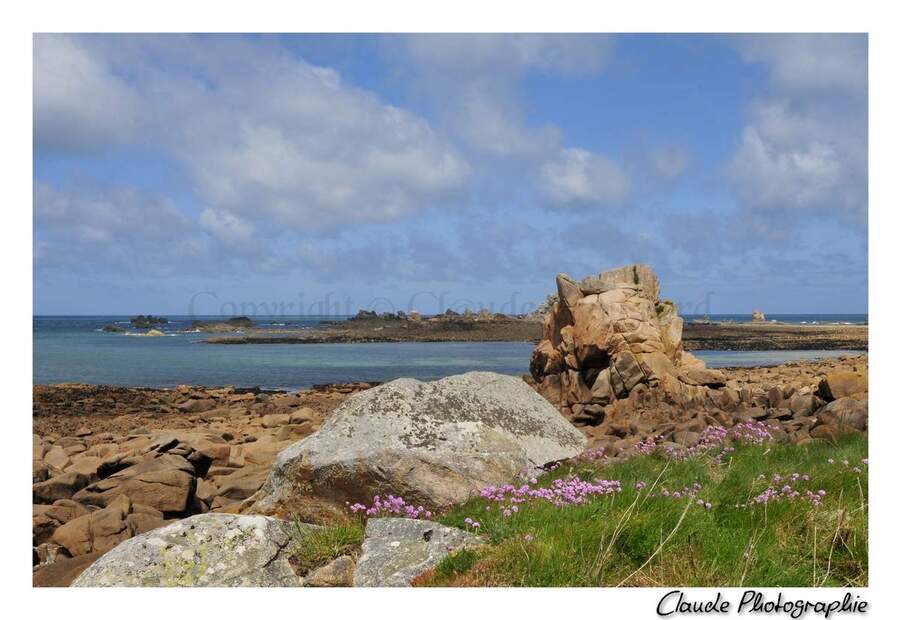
[34,182,207,275]
[729,125,844,211]
[540,148,630,207]
[199,208,256,248]
[33,35,469,231]
[735,34,867,95]
[388,34,613,158]
[729,35,867,220]
[397,34,613,79]
[33,35,139,152]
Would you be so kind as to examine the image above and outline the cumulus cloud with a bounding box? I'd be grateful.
[735,34,867,95]
[33,35,140,152]
[386,34,613,158]
[728,35,867,222]
[34,35,469,230]
[34,181,207,275]
[199,208,257,249]
[540,148,630,207]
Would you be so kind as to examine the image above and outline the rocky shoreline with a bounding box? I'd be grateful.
[31,266,869,587]
[33,354,867,586]
[203,315,867,351]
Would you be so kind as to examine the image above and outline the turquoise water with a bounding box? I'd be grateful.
[33,316,866,390]
[684,314,867,325]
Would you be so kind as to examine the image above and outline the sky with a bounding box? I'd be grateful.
[33,34,868,316]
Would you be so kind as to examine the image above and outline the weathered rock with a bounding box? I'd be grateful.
[815,398,868,431]
[33,552,103,587]
[213,466,268,501]
[33,472,90,503]
[817,372,868,401]
[65,455,103,480]
[249,372,585,521]
[752,309,766,322]
[73,454,196,513]
[305,555,355,587]
[52,494,165,557]
[678,368,727,388]
[353,518,482,587]
[789,393,821,417]
[44,445,71,471]
[176,398,217,413]
[72,514,315,587]
[262,413,291,428]
[532,265,722,417]
[33,499,90,544]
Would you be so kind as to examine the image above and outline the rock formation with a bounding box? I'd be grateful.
[531,264,725,425]
[353,518,483,587]
[752,309,766,322]
[130,315,168,328]
[248,372,585,522]
[529,265,867,454]
[72,514,316,586]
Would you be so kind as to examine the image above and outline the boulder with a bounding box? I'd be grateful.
[815,398,868,432]
[305,555,355,587]
[353,518,482,587]
[249,372,585,521]
[44,445,71,471]
[213,466,268,501]
[32,499,90,544]
[73,454,196,513]
[789,393,821,418]
[531,265,724,417]
[51,494,165,557]
[817,372,868,401]
[33,472,90,503]
[262,413,291,428]
[72,514,316,587]
[33,552,103,587]
[678,368,727,388]
[752,310,766,322]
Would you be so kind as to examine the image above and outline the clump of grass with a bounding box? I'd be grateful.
[289,521,364,575]
[419,433,867,587]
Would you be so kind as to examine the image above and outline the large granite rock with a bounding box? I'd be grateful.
[73,453,196,514]
[353,518,482,587]
[531,264,702,422]
[51,494,166,557]
[72,514,316,587]
[249,372,585,522]
[817,372,868,401]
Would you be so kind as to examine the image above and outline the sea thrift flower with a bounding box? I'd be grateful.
[635,435,663,455]
[348,494,433,519]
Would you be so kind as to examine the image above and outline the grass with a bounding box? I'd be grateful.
[289,521,364,575]
[416,433,867,587]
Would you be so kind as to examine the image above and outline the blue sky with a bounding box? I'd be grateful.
[33,34,867,316]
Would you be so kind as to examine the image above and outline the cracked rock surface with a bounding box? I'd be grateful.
[72,513,317,586]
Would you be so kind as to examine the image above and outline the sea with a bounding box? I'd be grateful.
[33,315,868,390]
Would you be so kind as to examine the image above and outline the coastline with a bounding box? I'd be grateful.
[202,319,868,351]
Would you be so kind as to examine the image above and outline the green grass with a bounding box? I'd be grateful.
[417,434,868,587]
[289,521,365,575]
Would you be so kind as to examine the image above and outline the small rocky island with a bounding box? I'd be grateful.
[130,315,169,328]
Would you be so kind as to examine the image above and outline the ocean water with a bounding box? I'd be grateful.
[33,316,866,390]
[683,314,867,325]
